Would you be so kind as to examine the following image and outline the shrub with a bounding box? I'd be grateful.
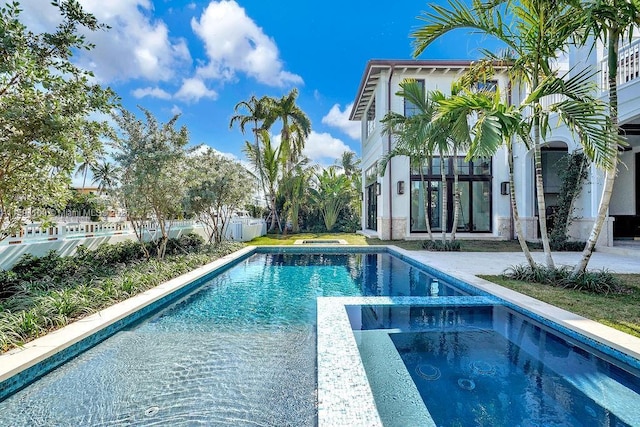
[503,263,623,294]
[421,240,461,251]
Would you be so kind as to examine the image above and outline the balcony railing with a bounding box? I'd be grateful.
[600,38,640,90]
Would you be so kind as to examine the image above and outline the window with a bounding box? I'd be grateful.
[404,79,425,117]
[366,98,376,138]
[409,156,492,233]
[474,80,498,93]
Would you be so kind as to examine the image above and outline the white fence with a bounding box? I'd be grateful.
[1,218,267,246]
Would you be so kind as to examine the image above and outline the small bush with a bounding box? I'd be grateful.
[504,263,623,294]
[421,240,461,251]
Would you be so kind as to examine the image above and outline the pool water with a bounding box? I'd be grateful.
[353,305,640,427]
[0,252,460,426]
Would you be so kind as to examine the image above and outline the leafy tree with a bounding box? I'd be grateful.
[573,0,640,274]
[111,108,188,259]
[184,147,254,244]
[412,0,617,267]
[336,151,361,177]
[0,0,116,241]
[310,167,354,232]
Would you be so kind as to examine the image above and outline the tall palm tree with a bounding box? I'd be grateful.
[90,160,119,195]
[75,147,102,191]
[572,0,640,274]
[336,151,361,177]
[243,130,282,232]
[262,88,311,170]
[439,85,537,267]
[413,0,617,267]
[230,95,270,206]
[381,79,447,242]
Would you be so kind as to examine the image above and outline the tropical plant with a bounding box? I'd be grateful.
[380,79,451,242]
[412,0,618,267]
[310,167,354,231]
[336,151,361,177]
[262,88,311,170]
[90,161,120,195]
[280,156,316,233]
[229,95,271,207]
[572,0,640,274]
[183,147,255,244]
[110,108,189,259]
[0,1,116,241]
[438,83,537,267]
[243,130,283,232]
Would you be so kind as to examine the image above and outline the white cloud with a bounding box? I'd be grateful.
[321,103,360,140]
[302,132,353,165]
[191,1,302,87]
[175,78,218,102]
[170,105,183,116]
[17,0,192,83]
[132,87,172,100]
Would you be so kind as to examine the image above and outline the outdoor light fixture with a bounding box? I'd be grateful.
[376,183,381,196]
[397,180,405,195]
[500,181,510,195]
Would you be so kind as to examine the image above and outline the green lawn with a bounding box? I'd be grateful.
[249,233,534,252]
[480,274,640,338]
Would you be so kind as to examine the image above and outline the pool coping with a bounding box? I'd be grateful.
[1,244,640,422]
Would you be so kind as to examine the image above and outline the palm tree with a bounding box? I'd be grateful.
[75,147,102,191]
[572,0,640,274]
[310,166,354,232]
[381,79,446,242]
[262,88,311,170]
[439,85,537,267]
[243,130,282,232]
[230,95,271,207]
[280,157,316,233]
[90,160,119,195]
[336,151,361,177]
[412,0,617,268]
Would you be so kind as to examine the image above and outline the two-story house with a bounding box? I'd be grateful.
[351,41,640,245]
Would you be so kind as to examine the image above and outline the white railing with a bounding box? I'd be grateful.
[600,38,640,90]
[1,218,267,246]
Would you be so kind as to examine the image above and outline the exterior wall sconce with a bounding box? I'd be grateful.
[500,181,510,195]
[376,182,381,196]
[397,180,405,195]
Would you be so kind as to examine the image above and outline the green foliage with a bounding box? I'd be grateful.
[183,147,254,244]
[504,263,623,294]
[111,107,189,259]
[0,1,117,240]
[61,192,107,221]
[0,238,244,352]
[421,240,461,251]
[548,152,589,249]
[309,167,355,232]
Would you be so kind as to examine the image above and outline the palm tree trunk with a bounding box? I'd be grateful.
[573,28,620,275]
[440,152,447,243]
[509,147,536,268]
[450,150,459,242]
[533,113,555,268]
[419,164,434,241]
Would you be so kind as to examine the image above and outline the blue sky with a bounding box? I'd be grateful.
[19,0,493,171]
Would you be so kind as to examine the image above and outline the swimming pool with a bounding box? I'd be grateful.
[0,249,465,425]
[351,304,640,426]
[1,246,639,426]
